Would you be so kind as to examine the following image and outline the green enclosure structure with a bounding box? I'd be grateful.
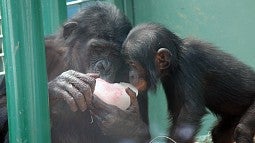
[0,0,254,142]
[0,0,68,142]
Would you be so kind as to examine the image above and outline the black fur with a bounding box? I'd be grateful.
[123,23,255,143]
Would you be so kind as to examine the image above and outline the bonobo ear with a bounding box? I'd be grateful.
[156,48,171,70]
[63,22,78,39]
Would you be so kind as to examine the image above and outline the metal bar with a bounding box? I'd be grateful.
[123,0,134,25]
[41,0,67,35]
[112,0,124,12]
[67,0,90,6]
[0,0,51,142]
[0,71,5,75]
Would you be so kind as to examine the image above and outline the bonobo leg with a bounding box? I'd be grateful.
[212,116,239,143]
[234,101,255,143]
[170,103,206,143]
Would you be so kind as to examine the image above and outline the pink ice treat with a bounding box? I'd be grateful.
[94,78,138,110]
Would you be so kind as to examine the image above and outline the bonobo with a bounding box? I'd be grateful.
[122,23,255,143]
[46,3,149,143]
[0,2,150,143]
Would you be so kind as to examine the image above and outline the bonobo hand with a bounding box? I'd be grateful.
[91,88,150,142]
[48,70,99,112]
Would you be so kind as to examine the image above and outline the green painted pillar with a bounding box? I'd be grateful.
[122,0,134,25]
[0,0,51,142]
[41,0,67,35]
[107,0,134,25]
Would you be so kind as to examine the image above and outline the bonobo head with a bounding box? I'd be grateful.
[122,23,182,91]
[58,2,132,82]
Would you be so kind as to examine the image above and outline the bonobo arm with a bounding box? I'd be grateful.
[170,102,206,143]
[234,101,255,143]
[170,79,207,143]
[91,88,150,143]
[48,70,150,142]
[45,36,67,81]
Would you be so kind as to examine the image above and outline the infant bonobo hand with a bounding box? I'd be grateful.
[48,70,99,112]
[91,88,150,142]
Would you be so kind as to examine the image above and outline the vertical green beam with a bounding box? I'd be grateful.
[41,0,67,35]
[107,0,134,25]
[0,0,51,142]
[123,0,134,25]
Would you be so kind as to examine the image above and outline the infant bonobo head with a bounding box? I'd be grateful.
[122,23,182,91]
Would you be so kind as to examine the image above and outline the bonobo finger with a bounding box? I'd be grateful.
[49,84,78,112]
[60,90,78,112]
[58,80,87,111]
[68,76,93,109]
[81,84,93,110]
[69,70,98,92]
[48,83,62,101]
[60,74,93,110]
[87,73,100,92]
[67,83,86,110]
[86,73,100,79]
[125,88,139,112]
[62,75,87,94]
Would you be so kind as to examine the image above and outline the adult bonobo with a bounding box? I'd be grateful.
[122,23,255,143]
[46,2,150,143]
[0,2,150,143]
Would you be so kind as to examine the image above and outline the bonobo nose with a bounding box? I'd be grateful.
[95,60,111,73]
[94,60,115,82]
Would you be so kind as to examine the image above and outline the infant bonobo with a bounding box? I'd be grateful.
[122,23,255,143]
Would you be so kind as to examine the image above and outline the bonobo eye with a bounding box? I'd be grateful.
[92,47,104,54]
[109,51,121,58]
[89,42,120,59]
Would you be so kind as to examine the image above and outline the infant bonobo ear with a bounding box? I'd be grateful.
[63,22,78,39]
[156,48,171,70]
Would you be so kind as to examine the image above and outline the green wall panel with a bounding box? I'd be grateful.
[1,0,51,142]
[133,0,255,69]
[132,0,255,138]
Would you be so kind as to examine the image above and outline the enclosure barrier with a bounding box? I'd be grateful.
[0,10,4,76]
[0,0,67,142]
[41,0,67,35]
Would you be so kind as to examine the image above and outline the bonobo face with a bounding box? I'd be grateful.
[61,5,132,83]
[85,39,126,83]
[123,24,173,91]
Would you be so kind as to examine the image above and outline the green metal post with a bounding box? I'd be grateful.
[0,0,51,142]
[41,0,67,35]
[106,0,134,25]
[123,0,134,25]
